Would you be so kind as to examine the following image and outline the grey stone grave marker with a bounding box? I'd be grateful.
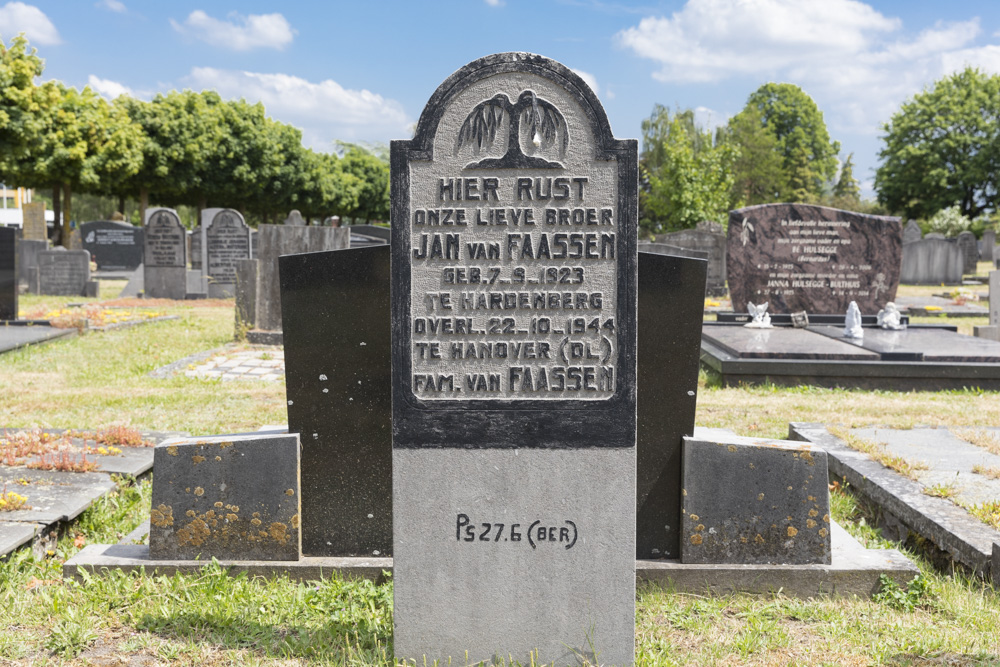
[728,204,902,314]
[284,210,306,226]
[0,227,16,320]
[654,222,726,294]
[901,237,964,284]
[80,220,143,271]
[38,248,90,296]
[982,229,996,261]
[18,238,46,294]
[903,219,922,245]
[143,208,187,299]
[975,271,1000,341]
[22,200,46,242]
[206,209,250,298]
[190,226,202,271]
[957,231,978,274]
[391,52,637,666]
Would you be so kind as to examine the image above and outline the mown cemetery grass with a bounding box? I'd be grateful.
[1,291,999,664]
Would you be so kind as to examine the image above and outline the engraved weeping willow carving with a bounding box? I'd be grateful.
[456,90,568,169]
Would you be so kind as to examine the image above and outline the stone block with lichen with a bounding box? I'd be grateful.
[149,433,300,561]
[680,434,831,565]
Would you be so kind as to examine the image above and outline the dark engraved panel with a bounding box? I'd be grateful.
[206,210,250,285]
[79,220,144,270]
[636,250,706,559]
[727,204,902,314]
[280,246,391,557]
[0,227,17,320]
[144,211,185,267]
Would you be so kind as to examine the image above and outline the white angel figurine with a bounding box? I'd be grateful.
[744,302,773,329]
[877,302,905,330]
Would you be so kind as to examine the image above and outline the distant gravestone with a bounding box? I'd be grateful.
[901,237,964,285]
[250,229,258,258]
[18,238,45,294]
[21,201,46,241]
[253,225,349,332]
[190,226,202,271]
[80,220,143,270]
[0,227,16,320]
[206,209,250,298]
[655,223,726,293]
[957,231,978,274]
[283,210,306,226]
[390,53,636,666]
[903,219,922,245]
[977,271,1000,341]
[728,204,902,314]
[38,249,90,296]
[143,208,187,299]
[981,230,996,261]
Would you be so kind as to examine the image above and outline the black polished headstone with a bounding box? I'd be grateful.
[279,246,391,557]
[0,227,17,320]
[79,220,143,270]
[637,250,706,559]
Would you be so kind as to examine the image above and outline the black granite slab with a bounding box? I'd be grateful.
[0,227,16,320]
[637,250,706,559]
[812,326,1000,363]
[702,326,881,360]
[79,220,143,271]
[280,246,391,557]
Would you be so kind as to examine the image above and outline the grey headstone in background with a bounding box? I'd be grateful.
[148,433,301,561]
[283,210,306,226]
[977,271,1000,341]
[190,226,201,271]
[391,53,637,666]
[681,434,831,565]
[234,259,258,336]
[205,209,250,298]
[143,208,187,300]
[38,249,90,296]
[21,201,46,242]
[18,238,46,294]
[926,232,946,239]
[981,230,996,261]
[253,225,349,331]
[0,227,16,320]
[900,237,964,285]
[902,219,922,245]
[79,220,143,271]
[957,231,978,274]
[250,229,258,258]
[654,224,726,294]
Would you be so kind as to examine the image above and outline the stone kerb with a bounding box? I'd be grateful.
[390,52,637,666]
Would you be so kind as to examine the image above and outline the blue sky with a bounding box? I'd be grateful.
[6,1,1000,198]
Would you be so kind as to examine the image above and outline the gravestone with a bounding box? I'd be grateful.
[21,201,46,241]
[975,271,1000,341]
[38,249,91,296]
[280,246,392,557]
[391,53,636,666]
[253,225,349,332]
[728,204,901,314]
[206,209,250,298]
[0,227,16,320]
[143,208,187,299]
[148,433,301,561]
[654,223,726,294]
[901,237,964,285]
[957,231,978,274]
[250,229,258,258]
[981,230,996,261]
[18,238,45,294]
[80,220,144,271]
[190,226,202,271]
[902,219,922,245]
[284,210,306,226]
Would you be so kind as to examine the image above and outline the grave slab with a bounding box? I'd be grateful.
[703,325,880,360]
[149,433,301,561]
[280,246,391,558]
[681,434,831,565]
[0,468,117,525]
[0,325,75,353]
[0,521,40,555]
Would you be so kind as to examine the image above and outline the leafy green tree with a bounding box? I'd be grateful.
[337,142,389,223]
[737,83,840,201]
[638,105,738,235]
[0,35,48,183]
[833,153,861,202]
[721,106,786,206]
[876,67,1000,220]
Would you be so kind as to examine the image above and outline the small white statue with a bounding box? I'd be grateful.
[844,301,864,339]
[876,302,906,330]
[744,302,773,329]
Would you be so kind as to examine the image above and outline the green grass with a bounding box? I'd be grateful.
[1,294,1000,664]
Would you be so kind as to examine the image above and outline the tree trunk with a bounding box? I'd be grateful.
[139,187,148,226]
[63,183,72,247]
[52,185,62,246]
[118,195,126,220]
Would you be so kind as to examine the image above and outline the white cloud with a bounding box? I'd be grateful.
[618,1,1000,136]
[184,67,413,148]
[96,0,126,13]
[693,106,728,131]
[0,2,60,45]
[170,10,295,51]
[484,0,504,6]
[572,68,598,95]
[88,75,133,99]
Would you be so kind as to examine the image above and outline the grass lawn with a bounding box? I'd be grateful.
[0,290,998,665]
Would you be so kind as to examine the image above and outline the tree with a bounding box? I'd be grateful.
[638,105,738,234]
[737,83,840,201]
[721,106,786,207]
[876,67,1000,220]
[337,143,389,223]
[833,153,861,202]
[0,35,48,183]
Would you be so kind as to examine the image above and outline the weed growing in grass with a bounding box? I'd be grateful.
[963,500,1000,530]
[828,426,930,480]
[26,450,98,472]
[873,573,936,612]
[0,428,70,464]
[971,464,1000,479]
[924,481,961,499]
[43,607,97,658]
[0,485,30,511]
[76,425,153,448]
[954,428,1000,455]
